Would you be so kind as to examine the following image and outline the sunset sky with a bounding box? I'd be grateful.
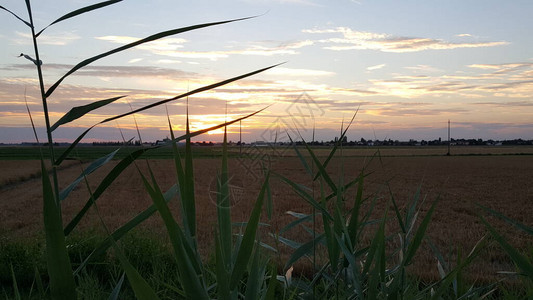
[1,0,532,144]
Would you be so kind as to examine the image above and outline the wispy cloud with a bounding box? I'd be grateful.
[264,67,334,76]
[367,63,386,71]
[303,27,508,53]
[96,36,311,60]
[14,31,80,45]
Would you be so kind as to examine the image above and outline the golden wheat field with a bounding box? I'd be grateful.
[1,146,532,284]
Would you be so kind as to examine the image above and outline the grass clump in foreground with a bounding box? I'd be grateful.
[2,1,533,299]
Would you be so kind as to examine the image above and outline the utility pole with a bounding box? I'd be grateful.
[239,120,242,155]
[447,119,451,156]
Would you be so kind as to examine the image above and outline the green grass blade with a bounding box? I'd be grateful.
[320,181,339,272]
[230,172,270,290]
[33,266,45,298]
[264,263,279,300]
[312,109,358,181]
[403,197,439,266]
[218,126,232,267]
[479,215,533,279]
[112,242,160,300]
[388,183,406,234]
[215,232,230,300]
[0,5,32,27]
[74,184,177,275]
[140,168,208,299]
[244,245,263,300]
[50,96,125,131]
[36,0,123,37]
[279,212,316,234]
[41,160,77,299]
[477,203,533,235]
[45,17,263,97]
[59,148,119,201]
[108,272,125,300]
[283,234,325,270]
[346,171,364,246]
[428,235,488,300]
[63,147,148,235]
[272,172,333,220]
[287,133,313,176]
[10,264,21,300]
[302,140,337,195]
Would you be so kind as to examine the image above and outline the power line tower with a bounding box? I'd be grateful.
[446,119,451,156]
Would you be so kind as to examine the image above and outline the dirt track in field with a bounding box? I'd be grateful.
[1,147,532,283]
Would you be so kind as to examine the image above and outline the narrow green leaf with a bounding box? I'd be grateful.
[108,272,125,300]
[389,183,406,234]
[264,263,279,300]
[0,6,32,27]
[282,234,325,272]
[33,266,45,298]
[218,126,232,268]
[140,169,208,299]
[312,109,358,181]
[215,232,230,300]
[302,140,337,195]
[51,96,125,131]
[272,172,332,220]
[347,171,364,245]
[230,172,270,290]
[46,17,262,97]
[428,235,488,300]
[64,147,147,235]
[41,160,77,299]
[244,245,263,300]
[403,197,439,266]
[480,215,533,279]
[54,125,95,166]
[477,203,533,235]
[10,264,21,300]
[113,242,160,300]
[279,212,316,235]
[320,181,339,272]
[74,184,177,275]
[36,0,123,37]
[59,148,119,201]
[181,105,197,240]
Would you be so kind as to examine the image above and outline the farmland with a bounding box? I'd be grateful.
[1,145,532,287]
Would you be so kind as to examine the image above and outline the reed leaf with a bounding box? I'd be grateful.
[230,172,270,290]
[59,148,119,201]
[312,109,358,181]
[108,272,125,300]
[41,160,77,299]
[51,96,125,131]
[63,147,148,235]
[140,168,208,299]
[36,0,123,38]
[45,17,259,97]
[112,241,160,300]
[218,126,232,268]
[215,232,231,300]
[477,203,533,235]
[403,197,439,266]
[479,215,533,279]
[74,184,177,275]
[283,234,325,271]
[0,5,32,27]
